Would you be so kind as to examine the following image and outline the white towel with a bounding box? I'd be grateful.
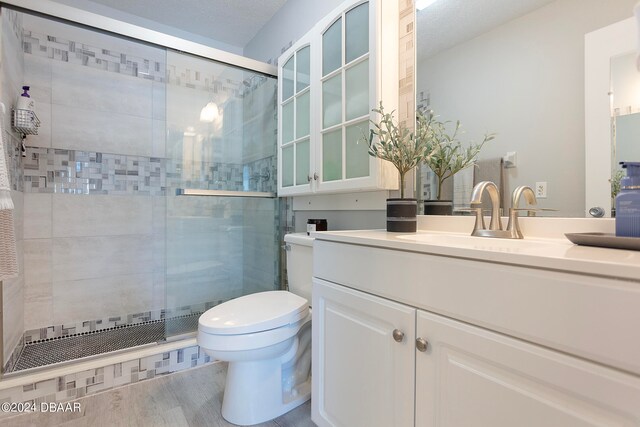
[453,165,474,210]
[0,209,18,280]
[474,158,507,212]
[0,124,14,210]
[0,122,18,281]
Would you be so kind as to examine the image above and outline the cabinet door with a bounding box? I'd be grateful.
[312,278,415,427]
[276,0,399,196]
[315,0,397,194]
[415,310,640,427]
[278,40,314,196]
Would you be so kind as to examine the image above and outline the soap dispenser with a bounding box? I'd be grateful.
[615,162,640,237]
[16,85,35,111]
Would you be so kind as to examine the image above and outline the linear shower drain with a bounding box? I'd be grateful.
[10,314,200,372]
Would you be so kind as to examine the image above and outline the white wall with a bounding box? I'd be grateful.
[244,0,344,64]
[44,0,243,55]
[611,51,640,114]
[417,0,637,217]
[0,8,24,369]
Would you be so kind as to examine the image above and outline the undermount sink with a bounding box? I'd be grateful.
[394,232,569,253]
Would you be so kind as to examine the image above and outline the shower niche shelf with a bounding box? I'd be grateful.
[12,108,40,136]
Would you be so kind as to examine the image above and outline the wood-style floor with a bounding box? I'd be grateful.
[3,362,315,427]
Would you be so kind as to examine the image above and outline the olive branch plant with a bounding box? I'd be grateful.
[365,103,495,201]
[365,102,436,198]
[422,112,496,200]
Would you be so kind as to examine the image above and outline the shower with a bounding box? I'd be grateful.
[0,6,280,380]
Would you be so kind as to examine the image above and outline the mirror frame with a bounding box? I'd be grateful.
[585,17,635,217]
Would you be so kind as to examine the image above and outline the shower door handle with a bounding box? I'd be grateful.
[176,189,275,198]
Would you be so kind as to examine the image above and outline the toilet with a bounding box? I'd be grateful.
[197,232,313,426]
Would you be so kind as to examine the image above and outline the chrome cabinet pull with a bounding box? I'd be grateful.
[416,337,428,352]
[392,329,405,343]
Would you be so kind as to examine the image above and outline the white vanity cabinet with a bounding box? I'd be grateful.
[277,0,398,196]
[312,279,415,427]
[312,236,640,427]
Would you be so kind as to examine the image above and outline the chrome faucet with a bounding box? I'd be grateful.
[506,186,537,239]
[470,181,502,233]
[469,182,539,239]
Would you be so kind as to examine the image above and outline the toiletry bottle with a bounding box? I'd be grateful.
[615,162,640,237]
[16,86,35,111]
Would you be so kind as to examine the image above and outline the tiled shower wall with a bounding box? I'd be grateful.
[1,8,25,373]
[1,8,279,371]
[19,12,168,342]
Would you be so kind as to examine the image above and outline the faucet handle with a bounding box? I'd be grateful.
[470,181,502,231]
[468,203,486,234]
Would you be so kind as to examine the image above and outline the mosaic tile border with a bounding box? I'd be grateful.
[23,23,267,97]
[23,29,166,83]
[22,146,277,196]
[23,147,166,196]
[0,344,213,419]
[22,300,227,345]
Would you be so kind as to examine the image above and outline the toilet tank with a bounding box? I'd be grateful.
[284,233,314,305]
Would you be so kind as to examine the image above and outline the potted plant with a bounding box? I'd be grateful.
[610,169,625,217]
[366,102,434,232]
[421,111,495,215]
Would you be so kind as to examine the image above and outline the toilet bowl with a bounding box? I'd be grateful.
[197,233,313,426]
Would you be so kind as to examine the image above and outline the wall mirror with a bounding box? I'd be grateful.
[415,0,637,217]
[585,17,638,217]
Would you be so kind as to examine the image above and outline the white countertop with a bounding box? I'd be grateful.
[311,228,640,281]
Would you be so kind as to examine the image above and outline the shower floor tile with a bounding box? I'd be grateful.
[9,314,200,373]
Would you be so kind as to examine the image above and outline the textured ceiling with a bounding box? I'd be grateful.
[87,0,288,48]
[417,0,555,61]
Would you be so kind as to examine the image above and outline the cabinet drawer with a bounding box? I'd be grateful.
[314,240,640,375]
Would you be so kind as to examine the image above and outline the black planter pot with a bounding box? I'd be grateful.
[386,198,417,232]
[424,200,453,215]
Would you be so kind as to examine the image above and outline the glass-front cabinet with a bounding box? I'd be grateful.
[279,40,313,194]
[277,0,399,196]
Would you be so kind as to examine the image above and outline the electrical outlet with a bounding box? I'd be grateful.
[535,181,547,198]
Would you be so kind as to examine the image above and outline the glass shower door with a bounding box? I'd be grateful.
[164,50,279,338]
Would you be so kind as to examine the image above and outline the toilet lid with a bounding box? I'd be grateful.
[198,291,309,335]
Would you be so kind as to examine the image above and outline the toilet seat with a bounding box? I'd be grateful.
[199,291,308,335]
[197,312,311,354]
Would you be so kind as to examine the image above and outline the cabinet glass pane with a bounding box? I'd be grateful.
[346,121,370,179]
[296,46,310,92]
[296,91,310,138]
[282,100,294,144]
[283,56,294,100]
[323,74,342,129]
[345,59,369,121]
[295,139,310,185]
[345,2,369,63]
[323,18,342,76]
[322,129,342,182]
[282,145,294,187]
